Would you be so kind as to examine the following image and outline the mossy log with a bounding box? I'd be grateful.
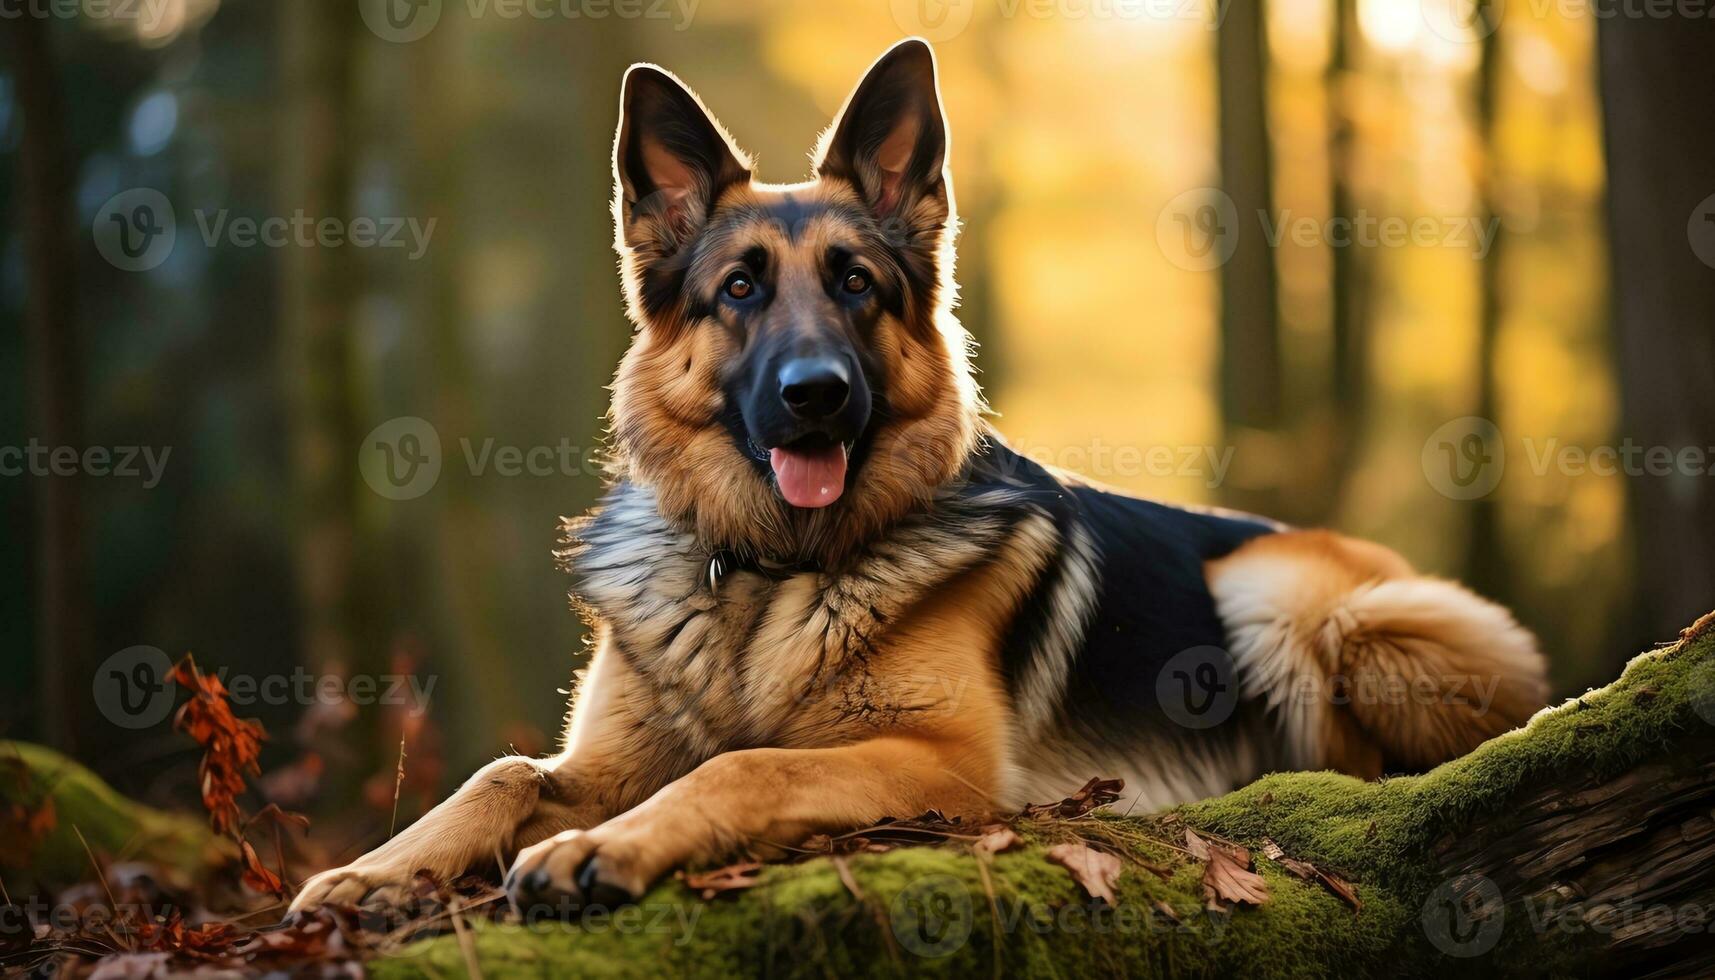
[1,741,227,895]
[375,613,1715,979]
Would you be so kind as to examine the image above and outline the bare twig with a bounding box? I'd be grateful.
[447,896,484,980]
[389,738,407,839]
[71,824,119,912]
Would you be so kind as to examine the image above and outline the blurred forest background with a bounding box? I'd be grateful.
[1,0,1711,841]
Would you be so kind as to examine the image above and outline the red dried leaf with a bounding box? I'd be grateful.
[132,914,240,958]
[238,838,285,896]
[1045,842,1123,904]
[170,654,266,836]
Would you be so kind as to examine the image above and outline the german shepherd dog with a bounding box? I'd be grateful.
[292,39,1548,914]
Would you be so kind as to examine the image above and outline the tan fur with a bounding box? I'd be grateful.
[1207,531,1549,777]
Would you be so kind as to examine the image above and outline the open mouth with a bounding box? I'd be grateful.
[768,435,850,509]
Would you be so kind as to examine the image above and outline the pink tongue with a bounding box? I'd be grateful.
[770,444,847,508]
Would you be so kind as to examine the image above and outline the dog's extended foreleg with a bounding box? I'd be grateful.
[290,632,675,913]
[505,736,997,909]
[290,756,589,912]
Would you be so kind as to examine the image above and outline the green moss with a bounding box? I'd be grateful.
[375,840,1403,980]
[2,741,227,893]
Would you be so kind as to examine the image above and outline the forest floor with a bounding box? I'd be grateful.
[5,613,1713,978]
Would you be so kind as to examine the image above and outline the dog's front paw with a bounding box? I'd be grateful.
[504,820,680,915]
[290,861,420,915]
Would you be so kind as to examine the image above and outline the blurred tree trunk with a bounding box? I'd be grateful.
[1465,3,1510,602]
[1597,14,1715,649]
[6,13,87,752]
[278,2,379,736]
[1215,0,1284,518]
[401,24,512,759]
[1324,0,1370,517]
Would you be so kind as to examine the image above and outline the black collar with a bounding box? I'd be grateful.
[706,548,823,596]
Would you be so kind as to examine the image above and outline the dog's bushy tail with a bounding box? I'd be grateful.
[1209,531,1550,777]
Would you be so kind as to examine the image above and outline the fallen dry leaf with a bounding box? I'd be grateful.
[973,825,1021,856]
[1045,842,1123,904]
[1023,777,1124,820]
[237,838,284,896]
[1182,827,1210,861]
[679,861,763,899]
[1151,899,1182,925]
[1201,842,1269,909]
[799,811,968,857]
[1262,837,1361,912]
[131,914,240,959]
[1314,868,1361,911]
[1262,837,1315,877]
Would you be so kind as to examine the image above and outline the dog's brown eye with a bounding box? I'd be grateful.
[843,269,871,294]
[724,274,754,300]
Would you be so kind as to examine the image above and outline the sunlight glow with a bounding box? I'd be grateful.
[1358,0,1422,53]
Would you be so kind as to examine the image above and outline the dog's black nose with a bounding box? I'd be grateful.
[778,358,850,420]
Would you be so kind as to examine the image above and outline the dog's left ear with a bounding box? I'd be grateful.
[815,39,950,228]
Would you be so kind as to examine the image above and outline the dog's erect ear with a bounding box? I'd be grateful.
[613,64,750,253]
[815,39,949,224]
